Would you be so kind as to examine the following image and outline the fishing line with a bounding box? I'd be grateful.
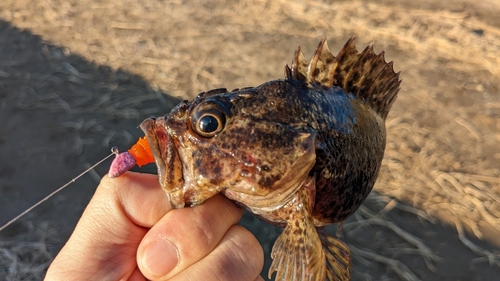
[0,147,119,232]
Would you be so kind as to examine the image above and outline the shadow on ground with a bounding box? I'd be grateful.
[0,19,179,279]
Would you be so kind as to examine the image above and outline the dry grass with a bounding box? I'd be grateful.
[0,0,499,280]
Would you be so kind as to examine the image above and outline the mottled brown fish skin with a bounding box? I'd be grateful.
[225,79,386,225]
[140,37,401,281]
[266,82,385,224]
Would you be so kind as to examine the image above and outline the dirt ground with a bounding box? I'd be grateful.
[0,0,499,280]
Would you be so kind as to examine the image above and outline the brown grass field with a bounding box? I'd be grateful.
[0,0,499,280]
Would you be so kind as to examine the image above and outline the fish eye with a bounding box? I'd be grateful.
[192,109,226,137]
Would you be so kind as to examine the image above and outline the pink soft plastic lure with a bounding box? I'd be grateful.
[108,136,155,177]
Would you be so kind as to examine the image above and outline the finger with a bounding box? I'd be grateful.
[170,225,264,281]
[137,194,244,280]
[129,267,146,281]
[100,172,172,227]
[46,172,170,280]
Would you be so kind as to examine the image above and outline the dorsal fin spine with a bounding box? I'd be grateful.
[287,36,401,119]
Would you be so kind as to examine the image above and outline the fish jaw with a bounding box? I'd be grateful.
[140,116,186,209]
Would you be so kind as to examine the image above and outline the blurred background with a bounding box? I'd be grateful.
[1,0,499,280]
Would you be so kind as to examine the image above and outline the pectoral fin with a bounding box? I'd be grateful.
[268,185,325,281]
[268,179,351,281]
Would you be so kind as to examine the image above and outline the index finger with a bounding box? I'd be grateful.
[46,172,172,280]
[100,171,172,227]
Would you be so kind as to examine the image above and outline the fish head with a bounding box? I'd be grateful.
[140,84,317,211]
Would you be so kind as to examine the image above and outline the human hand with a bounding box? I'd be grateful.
[45,172,264,280]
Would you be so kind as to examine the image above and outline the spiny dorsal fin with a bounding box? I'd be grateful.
[309,38,336,86]
[291,46,309,82]
[285,37,401,119]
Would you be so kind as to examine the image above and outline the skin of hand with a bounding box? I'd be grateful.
[45,172,264,280]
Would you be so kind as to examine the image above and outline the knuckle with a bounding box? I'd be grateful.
[183,206,217,252]
[220,226,264,280]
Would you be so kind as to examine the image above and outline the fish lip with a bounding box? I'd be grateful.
[139,116,186,209]
[139,116,168,183]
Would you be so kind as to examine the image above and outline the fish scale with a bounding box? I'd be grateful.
[109,36,401,281]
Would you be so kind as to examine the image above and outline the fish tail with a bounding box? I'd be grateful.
[285,37,401,119]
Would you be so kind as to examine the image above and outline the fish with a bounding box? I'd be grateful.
[109,36,401,281]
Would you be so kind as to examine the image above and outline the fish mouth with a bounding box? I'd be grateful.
[140,116,186,209]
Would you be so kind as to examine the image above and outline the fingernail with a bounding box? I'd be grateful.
[142,238,179,277]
